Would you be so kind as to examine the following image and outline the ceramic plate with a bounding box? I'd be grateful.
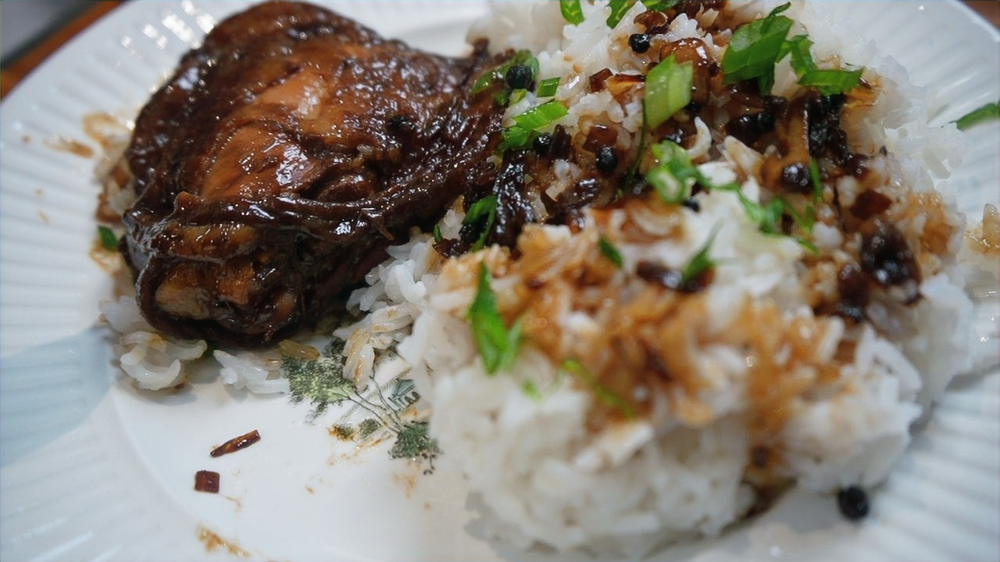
[1,1,997,560]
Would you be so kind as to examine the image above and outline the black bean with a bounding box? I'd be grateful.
[628,34,651,54]
[595,146,618,174]
[505,64,533,90]
[681,198,700,212]
[533,132,554,155]
[837,486,870,520]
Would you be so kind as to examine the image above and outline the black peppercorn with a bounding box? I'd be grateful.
[628,33,651,54]
[837,486,870,520]
[595,146,618,173]
[681,198,701,212]
[533,132,554,155]
[505,64,533,90]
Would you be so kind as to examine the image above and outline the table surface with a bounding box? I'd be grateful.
[1,0,998,100]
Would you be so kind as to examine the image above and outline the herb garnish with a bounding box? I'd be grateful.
[560,0,585,25]
[721,3,793,93]
[783,35,863,95]
[645,140,718,204]
[954,101,1000,131]
[97,225,118,251]
[644,54,694,129]
[469,263,524,374]
[562,359,635,417]
[681,226,720,287]
[722,4,863,95]
[606,0,680,28]
[536,77,560,98]
[498,100,569,152]
[598,235,624,268]
[463,195,498,252]
[808,158,823,201]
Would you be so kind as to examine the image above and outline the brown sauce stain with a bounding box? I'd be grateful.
[44,136,94,158]
[82,112,130,151]
[37,210,49,224]
[197,526,251,558]
[393,471,418,499]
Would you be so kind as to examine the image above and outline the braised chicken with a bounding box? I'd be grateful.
[121,1,504,346]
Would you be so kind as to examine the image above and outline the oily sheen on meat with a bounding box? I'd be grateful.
[121,1,504,346]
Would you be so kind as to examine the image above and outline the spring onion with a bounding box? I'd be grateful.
[954,101,1000,131]
[463,195,498,251]
[645,140,714,204]
[598,236,624,268]
[607,0,681,28]
[498,100,569,152]
[536,77,560,98]
[681,225,720,286]
[644,54,694,129]
[808,158,823,201]
[560,0,585,25]
[783,35,863,95]
[561,359,635,417]
[721,3,792,93]
[468,263,523,374]
[97,225,118,251]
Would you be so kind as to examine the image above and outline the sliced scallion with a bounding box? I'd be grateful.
[681,226,720,286]
[598,235,624,268]
[644,54,694,129]
[463,195,498,251]
[561,359,635,418]
[468,263,523,375]
[954,101,1000,131]
[721,3,793,93]
[97,225,118,251]
[537,77,560,98]
[560,0,585,25]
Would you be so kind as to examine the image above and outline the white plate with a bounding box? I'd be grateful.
[1,1,997,561]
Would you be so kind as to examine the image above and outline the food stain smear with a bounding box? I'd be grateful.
[43,136,94,158]
[197,526,251,558]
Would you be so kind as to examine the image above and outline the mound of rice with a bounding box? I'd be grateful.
[391,0,979,556]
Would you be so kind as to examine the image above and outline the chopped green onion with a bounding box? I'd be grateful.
[97,225,118,251]
[468,263,523,374]
[808,158,823,201]
[560,0,585,25]
[463,195,498,251]
[522,379,543,401]
[537,77,560,98]
[561,359,634,417]
[607,0,681,28]
[514,100,568,129]
[798,68,864,95]
[954,101,1000,131]
[498,126,533,153]
[498,100,569,152]
[645,140,704,204]
[681,225,720,286]
[641,0,681,11]
[644,54,694,129]
[782,34,863,95]
[783,35,816,75]
[721,3,793,93]
[598,236,624,268]
[432,224,443,244]
[607,0,636,28]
